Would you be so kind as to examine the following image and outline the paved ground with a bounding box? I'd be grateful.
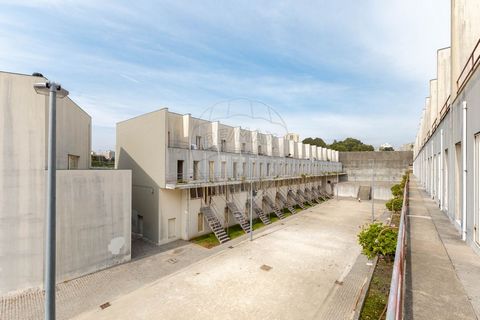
[72,198,386,320]
[405,179,480,319]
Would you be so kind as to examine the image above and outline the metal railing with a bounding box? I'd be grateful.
[457,37,480,93]
[386,176,409,319]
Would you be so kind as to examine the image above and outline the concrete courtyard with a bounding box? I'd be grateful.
[73,198,386,320]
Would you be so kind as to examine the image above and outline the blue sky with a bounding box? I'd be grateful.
[0,0,450,150]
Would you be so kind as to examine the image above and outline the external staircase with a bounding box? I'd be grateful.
[298,189,315,206]
[306,188,321,204]
[226,202,252,234]
[288,189,306,210]
[200,206,230,244]
[357,185,371,200]
[263,195,285,219]
[276,191,296,214]
[246,199,271,225]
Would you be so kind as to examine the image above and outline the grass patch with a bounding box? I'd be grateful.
[359,257,393,320]
[190,232,220,249]
[191,210,296,249]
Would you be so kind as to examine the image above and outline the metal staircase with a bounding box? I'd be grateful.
[246,199,271,225]
[226,202,252,234]
[263,195,285,219]
[307,188,322,204]
[319,188,333,200]
[313,186,328,201]
[276,191,296,214]
[288,189,306,210]
[200,206,230,244]
[298,189,315,206]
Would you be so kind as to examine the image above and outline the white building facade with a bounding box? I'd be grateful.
[117,109,342,245]
[413,0,480,252]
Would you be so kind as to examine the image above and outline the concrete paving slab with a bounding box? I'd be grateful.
[73,199,386,320]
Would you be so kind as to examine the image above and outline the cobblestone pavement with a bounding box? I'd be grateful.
[0,238,214,320]
[74,199,386,320]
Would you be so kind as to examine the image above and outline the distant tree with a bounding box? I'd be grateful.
[302,137,327,148]
[329,137,374,152]
[380,146,395,151]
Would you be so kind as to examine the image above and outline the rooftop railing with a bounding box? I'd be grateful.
[457,37,480,93]
[386,175,409,319]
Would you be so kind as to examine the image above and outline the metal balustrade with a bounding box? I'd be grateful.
[386,176,409,320]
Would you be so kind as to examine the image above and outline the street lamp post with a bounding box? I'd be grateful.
[34,81,68,320]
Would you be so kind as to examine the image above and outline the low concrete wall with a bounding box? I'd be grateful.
[335,181,395,201]
[0,170,131,295]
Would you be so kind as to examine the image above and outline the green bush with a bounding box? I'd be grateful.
[390,184,403,198]
[385,197,403,212]
[358,223,398,259]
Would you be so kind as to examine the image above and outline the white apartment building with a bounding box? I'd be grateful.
[413,0,480,253]
[117,109,342,245]
[0,71,131,295]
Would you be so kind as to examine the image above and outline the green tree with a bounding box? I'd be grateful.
[302,137,327,148]
[329,137,374,152]
[380,146,395,151]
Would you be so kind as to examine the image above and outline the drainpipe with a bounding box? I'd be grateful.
[440,129,444,210]
[462,101,467,241]
[431,144,434,198]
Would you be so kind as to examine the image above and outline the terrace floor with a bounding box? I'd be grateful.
[404,179,480,319]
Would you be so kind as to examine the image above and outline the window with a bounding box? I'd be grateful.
[221,139,227,152]
[258,145,262,154]
[196,136,202,149]
[168,131,171,147]
[241,143,246,153]
[209,161,215,181]
[233,162,238,178]
[190,187,203,199]
[259,163,263,177]
[267,163,270,176]
[193,161,200,180]
[242,162,246,176]
[198,212,204,232]
[221,161,227,179]
[68,154,80,169]
[252,162,256,177]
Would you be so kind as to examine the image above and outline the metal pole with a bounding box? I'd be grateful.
[45,86,57,320]
[250,181,253,241]
[371,159,375,222]
[336,171,339,201]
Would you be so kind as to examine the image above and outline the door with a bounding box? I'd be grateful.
[475,134,480,243]
[177,160,184,182]
[444,149,449,211]
[455,143,462,222]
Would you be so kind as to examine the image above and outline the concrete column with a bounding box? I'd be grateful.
[234,127,241,153]
[266,134,273,156]
[305,144,310,159]
[429,79,438,127]
[211,121,219,150]
[437,48,451,115]
[252,130,258,155]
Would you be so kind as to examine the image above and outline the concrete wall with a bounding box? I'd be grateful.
[0,71,132,295]
[451,0,480,96]
[0,169,131,295]
[339,151,412,182]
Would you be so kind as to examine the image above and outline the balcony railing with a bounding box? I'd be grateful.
[457,37,480,93]
[386,175,409,319]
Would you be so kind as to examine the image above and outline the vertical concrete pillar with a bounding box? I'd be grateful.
[429,79,438,127]
[266,134,273,156]
[252,130,258,155]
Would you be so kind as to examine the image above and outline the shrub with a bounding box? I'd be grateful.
[390,184,403,198]
[358,223,398,259]
[385,197,403,212]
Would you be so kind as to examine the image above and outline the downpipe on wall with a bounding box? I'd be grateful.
[462,101,467,241]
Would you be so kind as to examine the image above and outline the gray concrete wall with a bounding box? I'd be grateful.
[334,181,394,201]
[339,151,412,182]
[0,170,131,295]
[0,71,132,295]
